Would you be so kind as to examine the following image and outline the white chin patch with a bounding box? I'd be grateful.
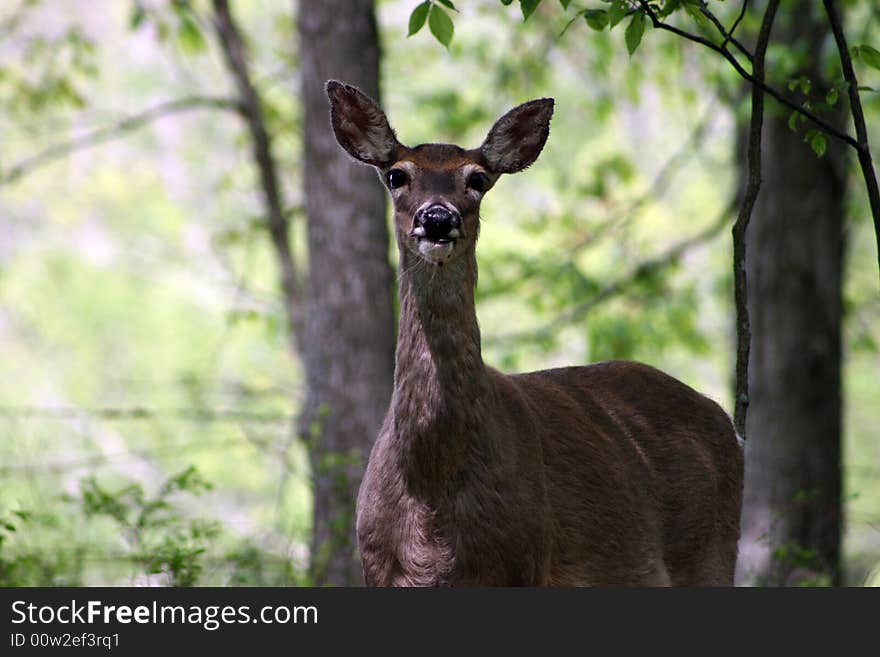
[417,240,455,264]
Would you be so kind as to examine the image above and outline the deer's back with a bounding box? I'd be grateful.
[503,360,743,585]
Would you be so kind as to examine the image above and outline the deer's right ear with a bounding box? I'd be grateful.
[326,80,400,168]
[480,98,554,174]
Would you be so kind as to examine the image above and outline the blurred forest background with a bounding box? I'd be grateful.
[1,0,878,587]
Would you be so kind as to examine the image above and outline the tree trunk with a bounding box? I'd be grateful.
[736,3,846,586]
[297,0,395,585]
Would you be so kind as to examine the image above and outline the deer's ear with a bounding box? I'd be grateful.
[480,98,554,174]
[326,80,400,168]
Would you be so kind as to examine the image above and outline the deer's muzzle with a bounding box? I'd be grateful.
[411,204,462,243]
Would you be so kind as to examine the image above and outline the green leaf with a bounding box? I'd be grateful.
[436,0,458,11]
[500,0,514,5]
[521,0,543,21]
[177,15,206,53]
[857,44,880,71]
[826,87,838,106]
[408,1,430,36]
[625,11,646,56]
[428,4,454,47]
[559,0,573,9]
[130,5,147,30]
[607,0,629,29]
[683,2,710,30]
[583,9,608,31]
[659,0,681,18]
[809,132,827,158]
[787,111,803,132]
[787,76,811,95]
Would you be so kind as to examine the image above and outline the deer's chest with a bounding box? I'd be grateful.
[357,485,453,586]
[357,466,546,586]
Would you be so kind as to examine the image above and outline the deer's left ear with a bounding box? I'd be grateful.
[480,98,554,174]
[326,80,400,168]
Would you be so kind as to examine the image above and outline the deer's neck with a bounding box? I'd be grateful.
[390,247,492,490]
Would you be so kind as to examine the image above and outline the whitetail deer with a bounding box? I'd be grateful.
[326,80,744,586]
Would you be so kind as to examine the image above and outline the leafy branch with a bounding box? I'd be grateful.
[407,0,880,278]
[407,0,457,48]
[485,197,733,347]
[823,0,880,282]
[78,467,218,586]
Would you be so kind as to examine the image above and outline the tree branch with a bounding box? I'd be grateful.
[486,200,733,348]
[823,0,880,280]
[636,0,860,151]
[726,0,750,48]
[0,95,240,187]
[699,1,752,61]
[211,0,304,351]
[732,0,780,439]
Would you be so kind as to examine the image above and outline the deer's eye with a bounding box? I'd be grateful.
[466,171,490,192]
[386,169,409,190]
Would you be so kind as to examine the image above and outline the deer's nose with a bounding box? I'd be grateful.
[414,205,461,242]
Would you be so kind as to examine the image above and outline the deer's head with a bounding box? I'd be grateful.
[326,81,554,266]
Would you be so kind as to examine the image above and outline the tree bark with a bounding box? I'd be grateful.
[736,2,846,586]
[297,0,395,585]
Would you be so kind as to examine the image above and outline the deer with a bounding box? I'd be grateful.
[326,80,744,586]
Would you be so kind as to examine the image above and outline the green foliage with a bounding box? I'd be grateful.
[681,0,710,31]
[606,1,631,30]
[429,2,455,48]
[0,7,97,120]
[408,1,430,36]
[520,0,544,21]
[0,508,86,586]
[771,543,832,587]
[78,467,217,586]
[127,0,207,54]
[583,10,609,32]
[826,87,839,106]
[225,540,305,586]
[788,75,812,96]
[624,10,647,56]
[852,44,880,72]
[408,1,456,46]
[804,129,827,158]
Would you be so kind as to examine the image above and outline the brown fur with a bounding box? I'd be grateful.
[396,144,482,171]
[327,80,744,587]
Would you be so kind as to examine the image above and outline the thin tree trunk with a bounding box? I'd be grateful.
[212,0,303,351]
[736,2,846,586]
[732,0,780,439]
[297,0,395,586]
